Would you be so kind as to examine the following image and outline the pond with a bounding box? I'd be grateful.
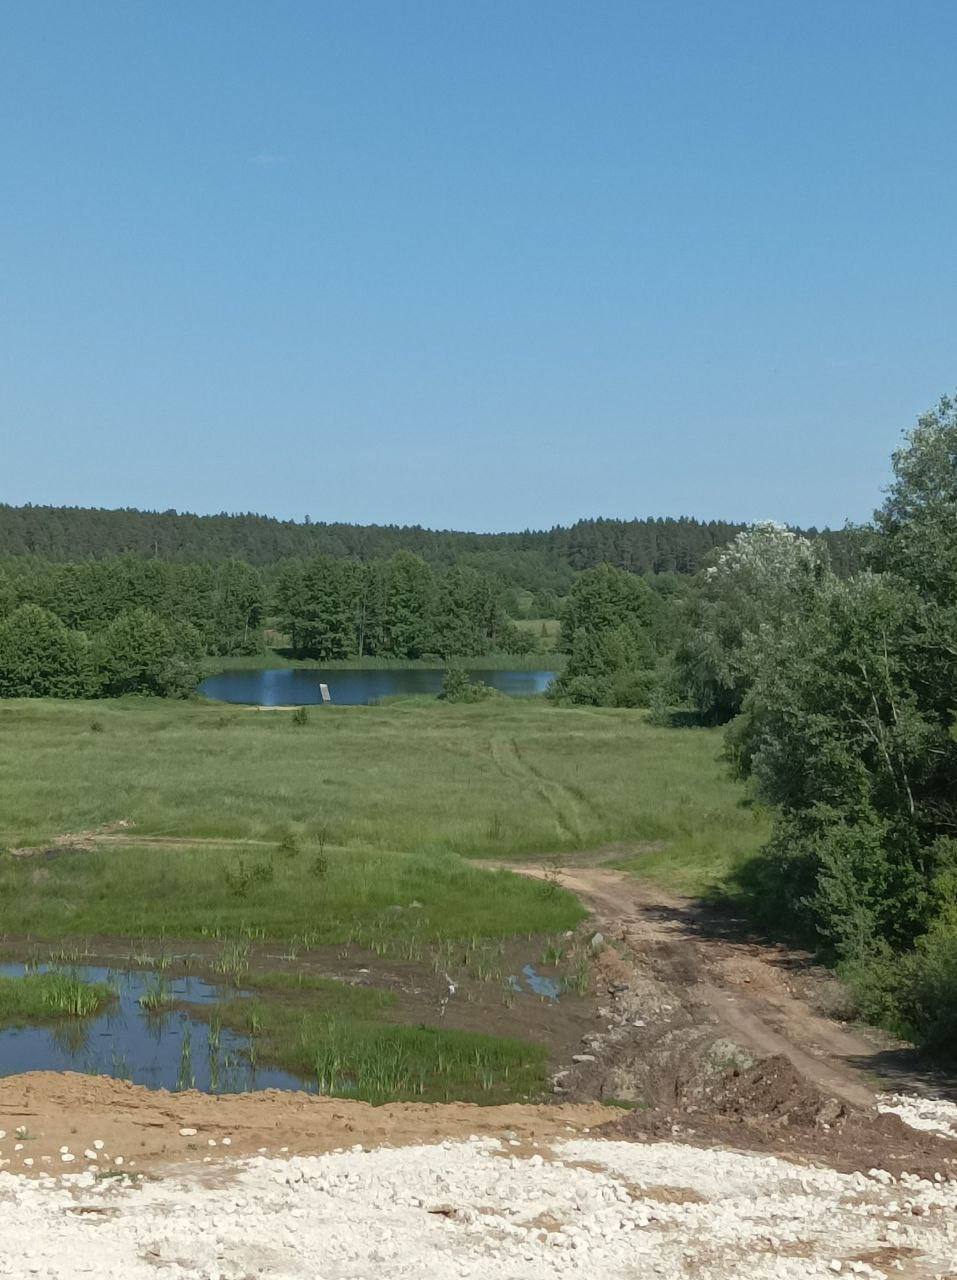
[0,962,561,1094]
[0,965,306,1094]
[198,667,556,706]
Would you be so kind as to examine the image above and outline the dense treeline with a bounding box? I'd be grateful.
[0,605,204,698]
[273,553,531,659]
[662,395,957,1055]
[539,394,957,1053]
[0,558,264,656]
[0,504,860,585]
[0,550,535,694]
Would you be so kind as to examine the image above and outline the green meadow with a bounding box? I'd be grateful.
[0,695,767,1102]
[0,696,765,881]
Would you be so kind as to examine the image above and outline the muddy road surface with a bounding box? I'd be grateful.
[503,864,957,1177]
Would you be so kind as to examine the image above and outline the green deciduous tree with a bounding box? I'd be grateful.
[674,523,829,723]
[95,609,204,697]
[720,402,957,1053]
[0,604,95,698]
[550,566,662,706]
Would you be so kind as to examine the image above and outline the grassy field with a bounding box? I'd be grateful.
[0,845,582,942]
[0,695,767,1101]
[0,698,766,890]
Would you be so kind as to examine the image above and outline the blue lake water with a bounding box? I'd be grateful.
[0,965,308,1093]
[199,667,556,706]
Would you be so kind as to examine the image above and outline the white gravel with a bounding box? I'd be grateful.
[877,1092,957,1140]
[1,1137,956,1279]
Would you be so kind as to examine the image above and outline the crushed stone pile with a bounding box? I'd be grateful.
[2,1136,957,1279]
[877,1093,957,1141]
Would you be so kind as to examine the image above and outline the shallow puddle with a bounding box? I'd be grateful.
[509,964,562,1000]
[0,964,309,1093]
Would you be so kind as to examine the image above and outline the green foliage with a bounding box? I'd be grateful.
[715,400,957,1055]
[275,554,525,662]
[95,608,204,697]
[0,506,855,577]
[291,706,309,726]
[440,665,496,703]
[674,523,830,723]
[0,557,265,657]
[897,925,957,1053]
[557,564,663,652]
[0,604,96,698]
[550,566,662,706]
[0,972,114,1025]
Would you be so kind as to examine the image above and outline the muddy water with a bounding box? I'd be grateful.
[0,965,308,1093]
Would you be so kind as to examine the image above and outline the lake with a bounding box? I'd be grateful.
[198,667,556,706]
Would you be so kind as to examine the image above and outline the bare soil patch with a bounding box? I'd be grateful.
[503,863,957,1177]
[0,1071,608,1173]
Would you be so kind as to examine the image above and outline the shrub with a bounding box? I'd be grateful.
[439,666,496,703]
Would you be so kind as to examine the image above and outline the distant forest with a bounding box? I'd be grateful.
[0,502,861,697]
[0,504,860,580]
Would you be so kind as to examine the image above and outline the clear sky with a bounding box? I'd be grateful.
[2,2,955,532]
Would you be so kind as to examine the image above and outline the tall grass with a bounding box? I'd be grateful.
[218,995,547,1105]
[0,698,765,889]
[205,651,563,673]
[0,972,114,1025]
[0,846,583,943]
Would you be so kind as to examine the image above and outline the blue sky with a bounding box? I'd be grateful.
[2,1,955,531]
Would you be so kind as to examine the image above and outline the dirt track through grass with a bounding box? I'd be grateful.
[0,698,767,885]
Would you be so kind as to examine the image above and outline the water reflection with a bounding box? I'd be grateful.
[0,964,307,1094]
[199,667,556,706]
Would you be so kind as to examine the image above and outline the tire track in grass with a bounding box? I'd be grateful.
[489,738,582,845]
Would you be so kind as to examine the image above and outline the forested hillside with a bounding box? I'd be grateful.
[0,505,860,579]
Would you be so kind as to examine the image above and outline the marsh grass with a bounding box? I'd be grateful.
[215,988,547,1105]
[205,651,562,673]
[0,972,114,1025]
[0,844,583,944]
[137,976,172,1011]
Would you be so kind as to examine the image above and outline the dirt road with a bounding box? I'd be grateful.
[529,864,879,1105]
[501,863,957,1176]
